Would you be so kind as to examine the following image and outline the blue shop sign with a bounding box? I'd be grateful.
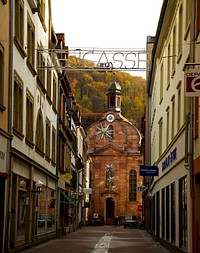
[162,147,177,171]
[140,165,159,176]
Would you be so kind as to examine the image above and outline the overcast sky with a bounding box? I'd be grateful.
[51,0,163,77]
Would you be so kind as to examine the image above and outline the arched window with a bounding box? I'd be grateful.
[106,164,114,190]
[129,170,137,201]
[109,95,115,107]
[108,125,114,140]
[35,109,44,154]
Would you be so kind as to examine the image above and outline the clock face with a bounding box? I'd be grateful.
[106,114,115,122]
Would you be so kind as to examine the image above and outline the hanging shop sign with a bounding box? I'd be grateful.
[185,69,200,96]
[140,165,159,176]
[61,173,72,181]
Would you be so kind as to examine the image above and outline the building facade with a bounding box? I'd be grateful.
[86,80,143,224]
[192,0,200,252]
[9,0,59,251]
[145,0,197,253]
[0,0,11,252]
[0,1,90,252]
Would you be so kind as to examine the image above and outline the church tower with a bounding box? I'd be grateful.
[106,80,121,112]
[86,78,143,225]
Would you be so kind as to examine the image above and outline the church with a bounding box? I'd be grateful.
[86,78,144,224]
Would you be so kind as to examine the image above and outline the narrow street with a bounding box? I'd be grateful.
[20,226,170,253]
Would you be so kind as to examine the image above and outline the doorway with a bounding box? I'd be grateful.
[106,198,114,224]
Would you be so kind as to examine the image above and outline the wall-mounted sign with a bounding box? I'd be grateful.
[162,147,177,171]
[185,69,200,96]
[138,205,142,211]
[137,186,146,191]
[140,165,159,176]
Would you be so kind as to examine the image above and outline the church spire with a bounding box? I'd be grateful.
[106,73,121,112]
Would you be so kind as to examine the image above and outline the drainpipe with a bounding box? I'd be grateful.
[6,0,14,252]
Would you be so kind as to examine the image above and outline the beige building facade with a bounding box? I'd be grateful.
[9,0,59,251]
[145,0,199,253]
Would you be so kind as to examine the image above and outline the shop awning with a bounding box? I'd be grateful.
[61,191,75,208]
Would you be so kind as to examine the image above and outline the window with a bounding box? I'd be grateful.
[172,25,176,75]
[167,43,171,87]
[160,63,163,102]
[185,0,191,34]
[17,176,28,240]
[108,125,114,140]
[0,44,4,108]
[117,96,121,107]
[36,108,44,155]
[59,139,64,169]
[106,164,114,189]
[26,89,34,144]
[171,95,175,139]
[52,74,57,110]
[27,13,35,68]
[194,97,199,139]
[110,95,115,107]
[37,185,46,235]
[166,107,170,146]
[178,4,183,61]
[46,117,51,160]
[179,176,187,249]
[161,188,165,238]
[196,0,200,35]
[15,0,24,50]
[65,146,71,172]
[40,0,46,21]
[13,71,23,135]
[129,170,137,201]
[166,185,170,240]
[171,182,176,243]
[47,61,51,101]
[37,46,45,89]
[158,117,163,156]
[52,126,56,164]
[47,188,56,231]
[177,83,181,131]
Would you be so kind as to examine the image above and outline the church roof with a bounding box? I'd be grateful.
[107,81,121,92]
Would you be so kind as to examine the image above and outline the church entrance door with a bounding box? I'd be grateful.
[105,197,114,225]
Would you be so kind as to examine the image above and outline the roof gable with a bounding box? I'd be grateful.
[90,144,125,156]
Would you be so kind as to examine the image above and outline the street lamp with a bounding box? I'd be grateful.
[32,180,44,194]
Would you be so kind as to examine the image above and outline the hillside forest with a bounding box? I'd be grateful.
[66,56,146,129]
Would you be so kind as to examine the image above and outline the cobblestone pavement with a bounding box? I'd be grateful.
[20,226,171,253]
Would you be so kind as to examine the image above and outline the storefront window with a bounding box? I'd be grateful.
[17,178,28,240]
[171,182,176,243]
[179,176,187,249]
[47,188,56,231]
[37,185,46,234]
[36,186,56,234]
